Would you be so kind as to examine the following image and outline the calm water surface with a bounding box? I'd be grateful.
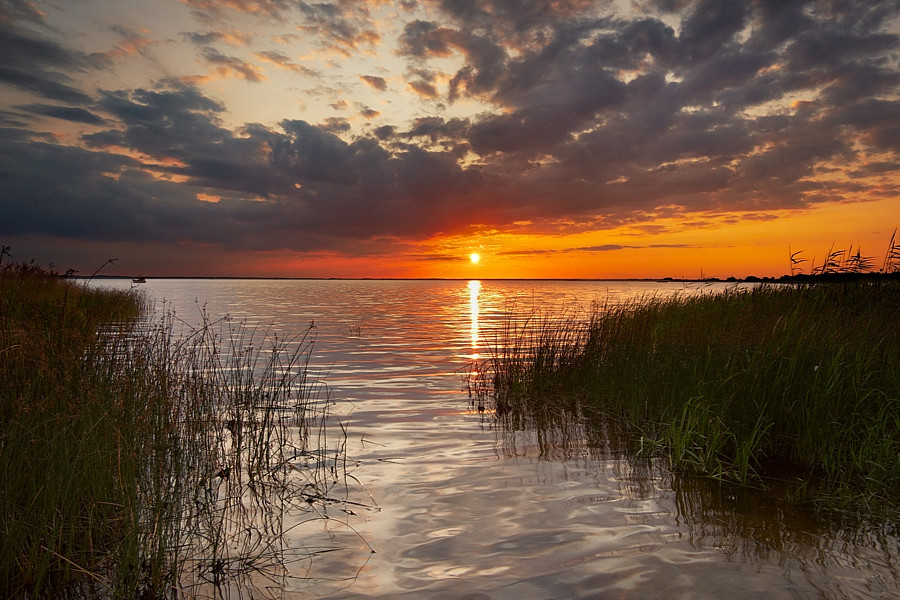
[98,279,898,599]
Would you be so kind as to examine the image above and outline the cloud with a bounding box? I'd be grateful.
[360,74,388,90]
[296,1,381,55]
[183,30,255,47]
[181,0,293,19]
[321,116,351,133]
[0,22,108,104]
[16,103,106,125]
[398,18,507,100]
[404,116,466,139]
[0,0,46,25]
[576,245,626,252]
[3,79,485,252]
[495,242,693,258]
[199,47,266,81]
[87,83,230,159]
[0,66,94,105]
[373,125,395,139]
[393,0,900,227]
[677,0,748,63]
[105,25,157,59]
[407,78,439,99]
[255,50,320,77]
[1,0,898,270]
[397,20,455,57]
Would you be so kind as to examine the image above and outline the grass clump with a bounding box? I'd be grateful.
[1,257,344,599]
[470,280,900,516]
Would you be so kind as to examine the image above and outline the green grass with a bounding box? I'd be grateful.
[470,279,900,517]
[0,261,343,599]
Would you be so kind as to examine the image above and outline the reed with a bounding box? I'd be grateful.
[0,261,344,599]
[470,280,900,516]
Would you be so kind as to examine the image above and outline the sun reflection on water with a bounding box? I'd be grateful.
[468,280,480,358]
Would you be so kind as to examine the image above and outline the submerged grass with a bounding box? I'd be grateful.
[470,279,900,517]
[1,260,345,599]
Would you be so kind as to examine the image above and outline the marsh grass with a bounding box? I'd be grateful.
[1,262,347,599]
[469,280,900,517]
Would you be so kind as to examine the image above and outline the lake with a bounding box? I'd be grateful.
[95,278,899,599]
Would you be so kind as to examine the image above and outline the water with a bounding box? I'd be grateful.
[96,278,899,599]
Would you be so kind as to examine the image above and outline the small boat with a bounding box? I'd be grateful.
[132,277,147,284]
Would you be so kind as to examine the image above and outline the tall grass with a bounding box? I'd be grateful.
[469,280,900,516]
[0,261,345,599]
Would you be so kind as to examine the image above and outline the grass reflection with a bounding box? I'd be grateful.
[476,405,899,583]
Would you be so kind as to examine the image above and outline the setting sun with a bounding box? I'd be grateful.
[470,253,481,265]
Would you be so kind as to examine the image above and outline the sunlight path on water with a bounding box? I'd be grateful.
[96,278,899,599]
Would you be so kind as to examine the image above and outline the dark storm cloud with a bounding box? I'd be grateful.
[398,20,455,57]
[398,18,508,99]
[0,23,97,71]
[16,103,106,125]
[2,76,485,251]
[0,112,27,128]
[1,137,158,240]
[0,22,107,104]
[89,83,230,158]
[395,0,900,224]
[321,116,352,133]
[0,67,94,105]
[677,0,748,63]
[404,116,470,144]
[265,119,484,240]
[1,126,286,250]
[374,125,396,139]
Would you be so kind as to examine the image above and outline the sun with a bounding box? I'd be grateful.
[470,252,481,264]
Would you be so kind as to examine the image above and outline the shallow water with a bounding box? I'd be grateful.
[97,278,899,599]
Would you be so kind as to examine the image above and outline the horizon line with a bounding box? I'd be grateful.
[87,274,783,283]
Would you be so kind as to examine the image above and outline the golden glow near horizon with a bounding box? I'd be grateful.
[400,196,899,280]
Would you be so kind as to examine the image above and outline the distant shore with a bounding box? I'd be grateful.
[86,272,900,284]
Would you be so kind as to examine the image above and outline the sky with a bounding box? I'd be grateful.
[1,0,899,279]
